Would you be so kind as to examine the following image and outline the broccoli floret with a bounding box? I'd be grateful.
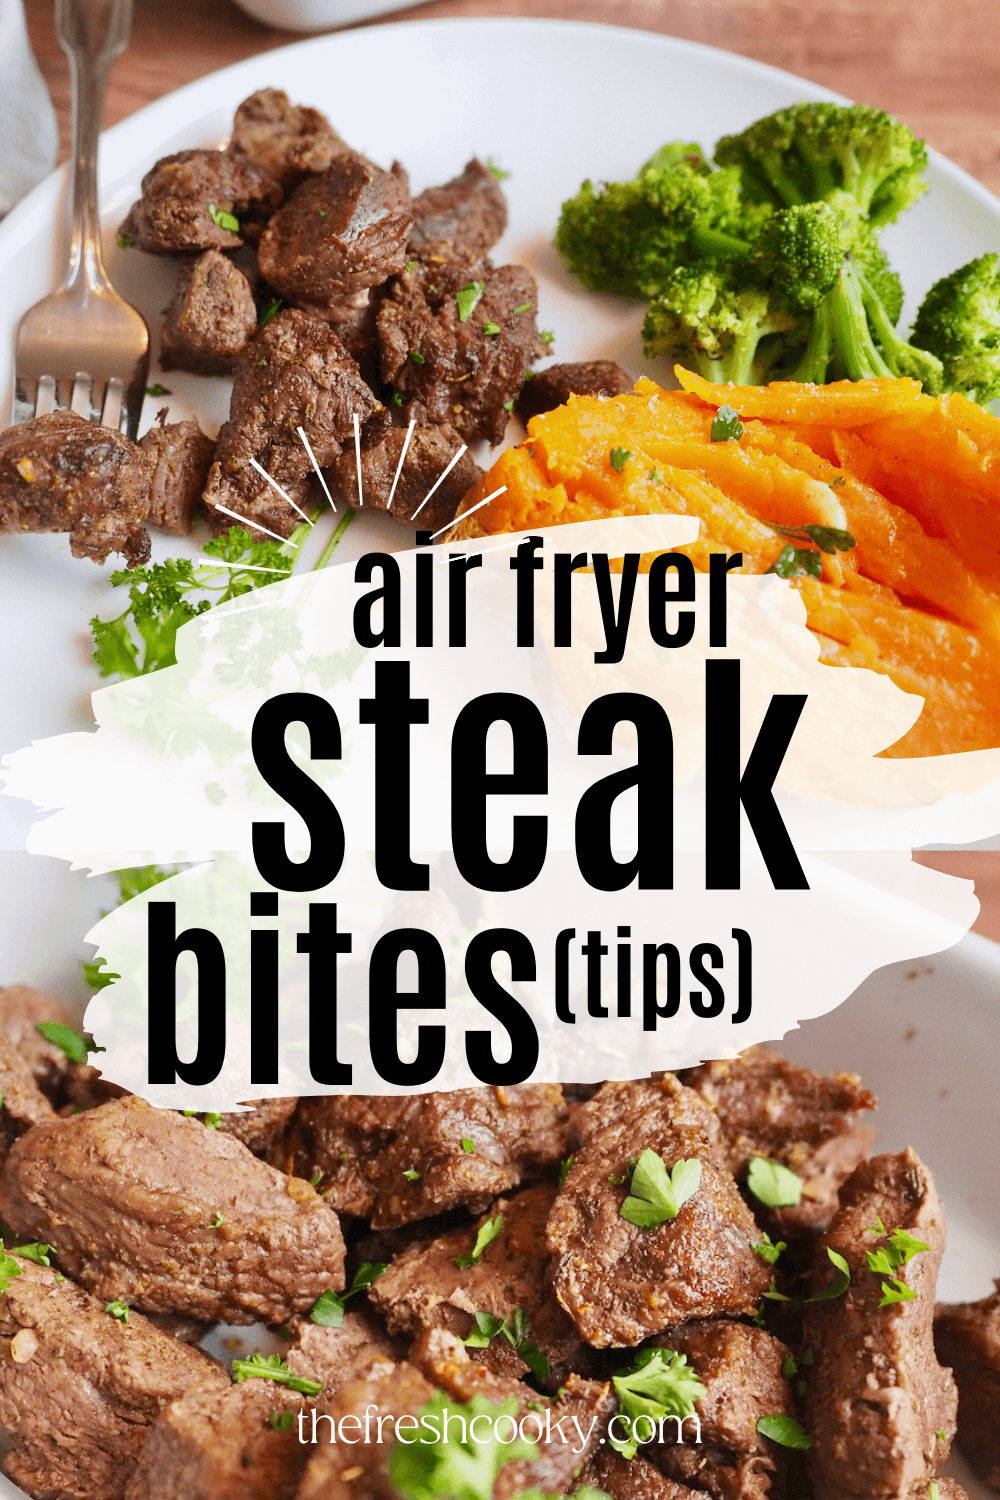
[714,103,928,227]
[643,266,800,385]
[911,252,1000,404]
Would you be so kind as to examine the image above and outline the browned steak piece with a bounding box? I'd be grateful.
[647,1320,794,1500]
[409,158,508,256]
[579,1450,702,1500]
[277,1086,568,1228]
[681,1046,877,1235]
[0,985,81,1098]
[0,1095,346,1325]
[371,1183,585,1389]
[0,1260,226,1500]
[546,1076,771,1347]
[326,419,482,531]
[376,251,544,445]
[802,1148,955,1500]
[294,1357,436,1500]
[203,307,380,537]
[142,1310,215,1345]
[934,1282,1000,1488]
[119,149,281,255]
[0,410,151,566]
[286,1305,405,1393]
[257,153,412,321]
[159,249,258,376]
[231,88,349,191]
[139,413,215,535]
[0,1033,54,1165]
[516,360,633,424]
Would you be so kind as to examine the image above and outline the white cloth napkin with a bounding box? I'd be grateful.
[0,0,58,219]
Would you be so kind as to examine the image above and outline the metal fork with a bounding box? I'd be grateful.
[12,0,148,437]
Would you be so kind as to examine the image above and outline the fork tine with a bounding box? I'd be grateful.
[35,376,57,416]
[70,372,93,419]
[101,377,124,431]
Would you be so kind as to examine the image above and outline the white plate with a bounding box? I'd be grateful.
[0,22,997,1496]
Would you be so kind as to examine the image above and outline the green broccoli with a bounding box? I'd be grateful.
[643,267,801,385]
[714,102,928,227]
[911,252,1000,404]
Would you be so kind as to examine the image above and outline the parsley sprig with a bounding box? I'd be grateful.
[463,1307,551,1381]
[309,1261,388,1328]
[390,1391,535,1500]
[619,1149,701,1230]
[454,1214,505,1270]
[746,1157,803,1208]
[0,1248,23,1293]
[35,1022,104,1066]
[864,1223,928,1307]
[609,1348,706,1459]
[710,404,743,441]
[231,1353,322,1396]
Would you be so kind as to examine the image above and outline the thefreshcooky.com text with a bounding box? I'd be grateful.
[296,1406,702,1452]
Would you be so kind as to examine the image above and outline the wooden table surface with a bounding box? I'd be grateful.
[21,0,1000,939]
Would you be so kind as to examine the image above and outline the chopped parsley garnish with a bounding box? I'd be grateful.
[309,1262,389,1328]
[767,544,823,580]
[746,1157,803,1208]
[10,1243,55,1267]
[105,1300,129,1323]
[809,1247,851,1302]
[935,1431,947,1443]
[647,466,665,482]
[609,1348,706,1459]
[405,260,416,272]
[35,1022,104,1066]
[770,522,856,554]
[463,1307,551,1380]
[619,1149,701,1230]
[456,280,486,323]
[929,1486,940,1500]
[269,1410,295,1431]
[752,1233,787,1266]
[762,1278,799,1307]
[204,1113,222,1130]
[392,391,405,406]
[482,322,501,335]
[258,298,283,327]
[454,1213,504,1269]
[208,203,240,233]
[82,959,120,992]
[503,398,515,412]
[879,1278,918,1307]
[232,1353,322,1396]
[539,329,555,344]
[781,1353,798,1378]
[866,1216,887,1235]
[558,1155,574,1188]
[210,1211,224,1228]
[486,157,510,181]
[865,1227,929,1274]
[117,234,134,249]
[460,1138,475,1153]
[0,1249,23,1293]
[318,208,327,218]
[309,1170,324,1188]
[757,1414,813,1450]
[410,350,426,364]
[145,384,170,397]
[403,1167,421,1180]
[524,368,536,381]
[609,447,632,473]
[710,404,743,441]
[389,1391,535,1500]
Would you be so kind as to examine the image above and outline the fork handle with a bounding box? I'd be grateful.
[55,0,134,294]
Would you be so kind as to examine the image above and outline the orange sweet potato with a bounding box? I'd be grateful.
[674,367,928,424]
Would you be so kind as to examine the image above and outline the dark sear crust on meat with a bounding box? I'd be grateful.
[579,1449,702,1500]
[0,1260,226,1500]
[376,252,545,445]
[0,1095,346,1325]
[257,153,412,321]
[276,1085,568,1228]
[516,360,634,424]
[547,1076,771,1347]
[138,413,215,535]
[0,411,151,567]
[681,1046,877,1235]
[934,1281,1000,1488]
[370,1183,586,1388]
[231,88,349,192]
[647,1320,795,1500]
[211,1097,300,1156]
[119,149,281,255]
[202,307,380,537]
[327,420,483,531]
[294,1357,435,1500]
[803,1148,956,1500]
[159,250,258,376]
[0,1033,54,1166]
[408,158,509,256]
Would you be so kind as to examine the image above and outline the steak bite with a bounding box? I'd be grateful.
[377,252,545,446]
[256,153,412,321]
[0,1033,54,1164]
[408,158,509,256]
[546,1076,771,1347]
[0,1260,226,1500]
[285,1305,405,1393]
[203,307,380,537]
[0,985,80,1098]
[327,419,483,531]
[294,1357,435,1500]
[580,1450,702,1500]
[159,249,258,375]
[214,1097,300,1156]
[0,410,151,566]
[516,360,634,424]
[370,1183,585,1388]
[802,1148,956,1500]
[231,88,349,192]
[934,1282,1000,1488]
[119,149,281,255]
[139,412,215,535]
[276,1085,568,1228]
[680,1046,877,1235]
[0,1095,346,1325]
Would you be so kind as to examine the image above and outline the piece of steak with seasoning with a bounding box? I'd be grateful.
[934,1282,1000,1489]
[408,158,509,256]
[285,1305,406,1394]
[203,307,380,537]
[326,420,482,531]
[294,1357,436,1500]
[119,149,281,255]
[275,1086,568,1228]
[139,412,215,535]
[231,88,350,192]
[0,983,122,1112]
[0,1260,226,1500]
[0,1033,54,1166]
[802,1148,955,1500]
[546,1076,771,1347]
[159,249,259,376]
[579,1450,703,1500]
[0,1095,346,1325]
[516,360,634,423]
[0,410,151,566]
[212,1097,300,1156]
[376,252,544,445]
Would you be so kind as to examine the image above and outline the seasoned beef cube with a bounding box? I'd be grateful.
[802,1148,956,1500]
[547,1076,771,1347]
[580,1450,702,1500]
[681,1046,877,1235]
[0,985,82,1098]
[327,419,482,531]
[0,1095,346,1325]
[648,1320,794,1500]
[231,88,349,191]
[0,1260,226,1500]
[377,252,544,446]
[371,1183,585,1389]
[142,1311,215,1345]
[294,1357,436,1500]
[409,158,508,255]
[139,413,215,535]
[286,1305,405,1392]
[203,307,379,538]
[276,1085,568,1229]
[257,153,412,321]
[159,249,258,376]
[211,1097,299,1156]
[0,410,151,566]
[333,293,384,394]
[0,1033,54,1164]
[516,360,634,424]
[934,1282,1000,1488]
[119,149,281,255]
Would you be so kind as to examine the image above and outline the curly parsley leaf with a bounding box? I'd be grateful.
[620,1149,701,1230]
[609,447,632,473]
[879,1277,918,1308]
[390,1391,536,1500]
[757,1414,813,1450]
[456,281,486,323]
[766,544,823,580]
[454,1214,505,1270]
[208,203,240,233]
[609,1348,706,1459]
[309,1261,388,1328]
[462,1308,551,1379]
[231,1353,322,1395]
[770,522,856,554]
[746,1157,803,1208]
[35,1022,104,1066]
[710,404,743,441]
[0,1249,24,1293]
[82,958,121,993]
